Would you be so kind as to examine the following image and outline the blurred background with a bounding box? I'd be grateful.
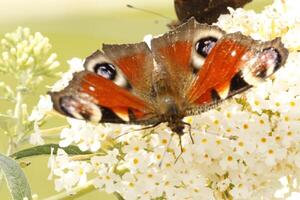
[0,0,272,199]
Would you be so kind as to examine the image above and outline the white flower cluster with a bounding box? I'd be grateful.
[0,27,59,79]
[29,58,84,145]
[44,0,300,199]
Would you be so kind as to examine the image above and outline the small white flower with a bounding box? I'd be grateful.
[263,145,287,166]
[54,171,79,193]
[28,95,53,121]
[77,128,101,152]
[219,153,239,170]
[70,162,93,186]
[230,183,252,199]
[93,170,121,194]
[29,121,45,145]
[51,58,84,92]
[91,149,119,168]
[124,150,151,173]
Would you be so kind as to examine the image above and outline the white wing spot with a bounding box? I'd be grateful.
[89,86,96,92]
[231,50,237,57]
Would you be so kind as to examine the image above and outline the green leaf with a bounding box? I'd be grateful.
[11,144,92,160]
[0,153,32,200]
[0,114,17,132]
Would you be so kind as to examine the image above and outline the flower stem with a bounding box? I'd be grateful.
[40,126,69,134]
[6,89,23,156]
[43,180,96,200]
[7,88,24,156]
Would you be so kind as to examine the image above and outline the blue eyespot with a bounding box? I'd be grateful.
[94,63,116,80]
[195,36,218,57]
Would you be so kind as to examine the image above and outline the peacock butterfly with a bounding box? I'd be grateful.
[49,18,288,150]
[173,0,252,26]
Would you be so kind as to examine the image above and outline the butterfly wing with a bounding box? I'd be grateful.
[174,0,252,25]
[151,18,288,116]
[186,32,288,115]
[50,43,159,125]
[151,18,225,97]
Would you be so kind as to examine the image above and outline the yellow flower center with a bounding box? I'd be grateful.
[290,101,296,107]
[214,120,219,125]
[243,124,249,129]
[261,138,267,143]
[227,156,233,161]
[133,158,139,165]
[201,138,207,143]
[268,149,274,154]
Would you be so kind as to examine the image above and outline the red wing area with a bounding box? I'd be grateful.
[151,18,226,96]
[102,43,155,97]
[157,41,193,73]
[113,53,148,87]
[187,34,288,107]
[151,38,195,95]
[50,71,156,124]
[80,72,153,121]
[187,38,249,104]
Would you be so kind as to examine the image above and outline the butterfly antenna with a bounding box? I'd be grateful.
[126,4,172,20]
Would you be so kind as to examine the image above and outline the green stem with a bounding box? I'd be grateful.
[43,180,96,200]
[8,89,23,155]
[40,126,69,134]
[1,88,24,190]
[114,192,125,200]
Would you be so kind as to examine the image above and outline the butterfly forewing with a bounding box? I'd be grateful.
[50,45,159,124]
[102,42,155,100]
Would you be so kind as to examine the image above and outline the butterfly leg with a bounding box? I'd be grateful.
[182,122,194,144]
[113,122,161,140]
[174,135,184,164]
[158,134,174,168]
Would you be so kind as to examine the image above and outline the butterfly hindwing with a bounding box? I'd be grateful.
[186,32,288,115]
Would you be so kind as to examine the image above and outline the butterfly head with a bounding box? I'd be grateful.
[168,120,186,137]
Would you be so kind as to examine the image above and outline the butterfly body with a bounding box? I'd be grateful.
[50,18,288,142]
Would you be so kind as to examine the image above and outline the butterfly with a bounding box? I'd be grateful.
[173,0,252,26]
[49,18,288,150]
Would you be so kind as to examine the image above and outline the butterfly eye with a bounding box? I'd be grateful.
[94,63,116,80]
[195,36,218,57]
